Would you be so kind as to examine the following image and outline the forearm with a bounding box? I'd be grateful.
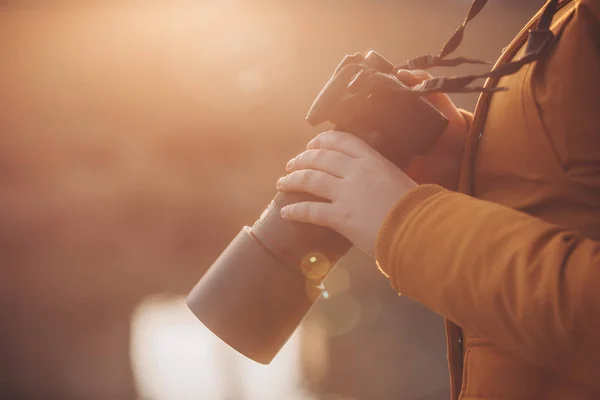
[375,185,600,388]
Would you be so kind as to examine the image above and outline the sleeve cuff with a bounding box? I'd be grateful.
[375,184,448,287]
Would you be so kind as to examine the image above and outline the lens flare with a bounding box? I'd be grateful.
[300,252,331,281]
[325,293,362,338]
[304,282,325,303]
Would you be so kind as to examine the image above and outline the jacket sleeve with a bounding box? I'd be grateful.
[375,184,600,389]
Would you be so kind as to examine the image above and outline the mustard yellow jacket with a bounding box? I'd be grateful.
[375,1,600,399]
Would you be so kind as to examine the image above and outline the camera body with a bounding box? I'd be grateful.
[185,50,449,364]
[307,50,449,165]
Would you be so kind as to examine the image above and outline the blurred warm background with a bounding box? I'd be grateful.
[0,1,544,399]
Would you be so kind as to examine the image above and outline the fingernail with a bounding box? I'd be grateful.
[276,177,284,188]
[286,158,294,170]
[280,206,288,217]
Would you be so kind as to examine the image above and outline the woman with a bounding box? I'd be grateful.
[276,0,600,399]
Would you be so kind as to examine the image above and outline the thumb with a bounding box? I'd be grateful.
[396,69,433,87]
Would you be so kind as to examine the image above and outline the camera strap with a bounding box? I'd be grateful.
[397,0,564,94]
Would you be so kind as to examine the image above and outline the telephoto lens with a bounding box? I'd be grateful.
[186,50,449,364]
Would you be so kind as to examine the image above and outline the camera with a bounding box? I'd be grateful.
[186,50,449,364]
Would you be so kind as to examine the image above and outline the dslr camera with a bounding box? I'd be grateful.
[186,50,449,364]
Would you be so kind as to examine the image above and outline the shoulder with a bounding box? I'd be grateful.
[578,0,600,25]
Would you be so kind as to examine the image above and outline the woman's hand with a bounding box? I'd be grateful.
[277,131,417,257]
[276,70,468,255]
[396,69,470,190]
